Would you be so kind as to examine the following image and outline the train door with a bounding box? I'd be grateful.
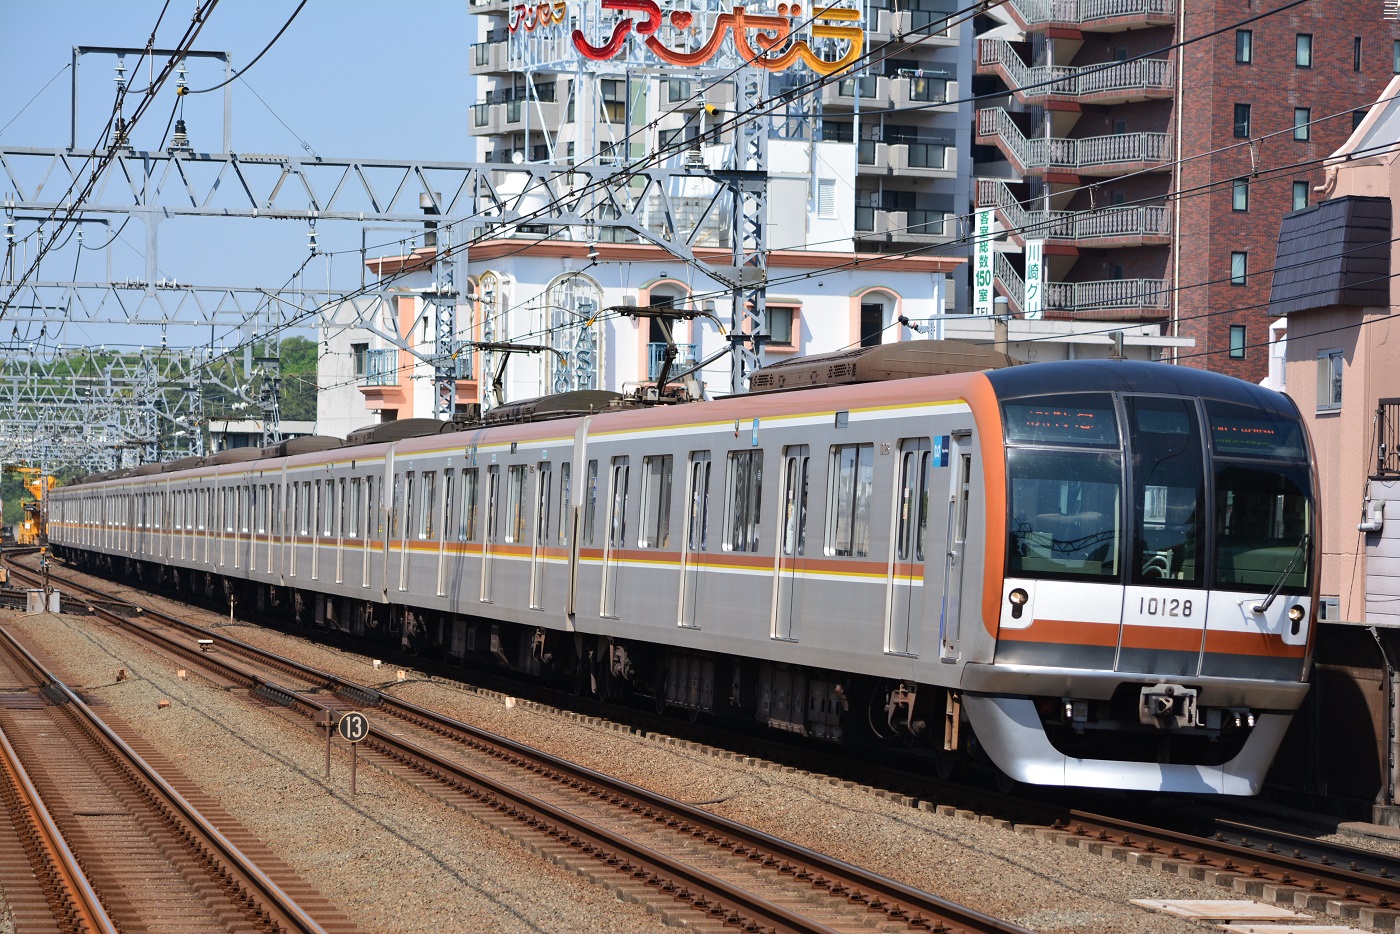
[436,470,453,598]
[677,452,711,628]
[771,445,810,642]
[601,456,629,618]
[530,461,552,609]
[939,432,973,661]
[311,480,323,580]
[886,438,932,656]
[481,465,500,603]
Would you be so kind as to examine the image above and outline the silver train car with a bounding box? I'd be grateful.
[48,347,1319,794]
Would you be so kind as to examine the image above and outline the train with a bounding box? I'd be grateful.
[45,342,1318,794]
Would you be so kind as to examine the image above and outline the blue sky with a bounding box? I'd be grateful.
[0,0,476,348]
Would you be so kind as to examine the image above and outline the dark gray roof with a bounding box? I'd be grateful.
[1269,195,1391,316]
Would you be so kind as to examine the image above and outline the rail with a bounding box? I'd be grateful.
[1377,398,1400,477]
[1045,277,1169,312]
[1002,0,1175,26]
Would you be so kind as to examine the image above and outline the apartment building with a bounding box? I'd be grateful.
[466,0,972,308]
[975,0,1400,382]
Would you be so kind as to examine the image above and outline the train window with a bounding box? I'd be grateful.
[390,474,403,539]
[1213,462,1313,591]
[225,488,235,533]
[442,469,456,541]
[724,450,764,553]
[368,475,380,541]
[639,455,673,548]
[1205,400,1307,460]
[1003,393,1119,447]
[825,444,872,557]
[687,452,711,552]
[583,460,599,545]
[895,440,931,562]
[297,482,309,535]
[1127,396,1204,587]
[420,471,437,540]
[1006,448,1122,581]
[460,468,479,541]
[608,457,630,549]
[558,463,572,545]
[349,478,363,538]
[486,466,501,542]
[506,465,527,543]
[327,480,341,537]
[402,472,416,540]
[537,462,553,546]
[781,446,810,557]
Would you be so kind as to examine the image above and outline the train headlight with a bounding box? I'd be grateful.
[1008,588,1028,621]
[1288,604,1305,636]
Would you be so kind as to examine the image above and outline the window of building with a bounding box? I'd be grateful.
[1232,177,1249,212]
[1233,103,1251,138]
[1229,325,1246,359]
[1294,108,1311,141]
[352,343,368,379]
[1355,37,1363,72]
[723,450,763,552]
[768,305,798,347]
[1395,39,1400,73]
[1293,181,1309,211]
[666,78,691,102]
[1230,251,1247,286]
[1354,108,1367,130]
[1317,349,1344,412]
[825,443,874,557]
[1296,34,1312,68]
[1236,29,1252,63]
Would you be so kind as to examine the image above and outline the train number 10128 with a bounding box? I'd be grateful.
[1139,596,1193,618]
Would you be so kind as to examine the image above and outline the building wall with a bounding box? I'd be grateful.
[1177,1,1400,383]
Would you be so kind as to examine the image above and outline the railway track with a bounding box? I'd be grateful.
[8,555,1031,934]
[0,615,356,934]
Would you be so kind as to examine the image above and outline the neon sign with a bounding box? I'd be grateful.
[571,0,864,75]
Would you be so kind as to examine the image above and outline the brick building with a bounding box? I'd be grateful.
[977,0,1400,382]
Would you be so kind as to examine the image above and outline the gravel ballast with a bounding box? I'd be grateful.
[0,583,1359,933]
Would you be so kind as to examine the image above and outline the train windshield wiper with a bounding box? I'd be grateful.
[1252,532,1310,614]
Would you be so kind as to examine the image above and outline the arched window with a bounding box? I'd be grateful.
[544,274,604,392]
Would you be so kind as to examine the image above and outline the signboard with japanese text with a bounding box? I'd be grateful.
[973,209,994,316]
[1024,239,1044,320]
[511,0,865,74]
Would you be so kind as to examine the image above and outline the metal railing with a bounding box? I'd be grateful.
[363,348,399,387]
[977,179,1170,241]
[647,342,699,379]
[1003,0,1175,26]
[1045,278,1169,311]
[978,108,1171,171]
[1377,398,1400,477]
[978,38,1171,98]
[994,252,1025,312]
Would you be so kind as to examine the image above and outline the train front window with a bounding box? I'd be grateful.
[1126,396,1205,587]
[1007,449,1122,581]
[1213,463,1312,591]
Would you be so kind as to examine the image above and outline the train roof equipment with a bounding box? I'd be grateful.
[747,340,1020,394]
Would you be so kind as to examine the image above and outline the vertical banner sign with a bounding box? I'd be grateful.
[974,209,994,316]
[1024,239,1044,320]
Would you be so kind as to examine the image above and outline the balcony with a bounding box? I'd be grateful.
[469,40,508,75]
[362,348,399,387]
[1047,278,1169,319]
[1000,0,1176,32]
[977,179,1171,247]
[821,75,886,110]
[854,208,951,241]
[977,108,1172,176]
[502,98,565,129]
[866,8,958,43]
[647,342,699,380]
[890,76,957,111]
[977,39,1172,105]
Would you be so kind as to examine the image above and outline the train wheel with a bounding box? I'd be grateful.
[933,746,963,783]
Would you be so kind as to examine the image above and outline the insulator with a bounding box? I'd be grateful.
[170,119,190,151]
